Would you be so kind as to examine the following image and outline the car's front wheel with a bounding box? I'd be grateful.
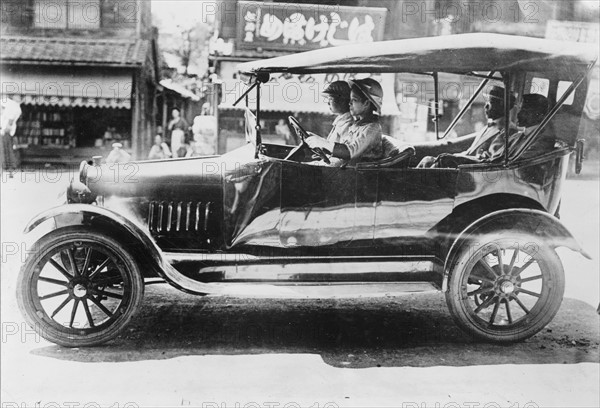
[17,227,144,347]
[446,232,565,343]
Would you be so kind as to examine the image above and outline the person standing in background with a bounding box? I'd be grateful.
[0,98,22,173]
[168,107,189,158]
[148,134,172,160]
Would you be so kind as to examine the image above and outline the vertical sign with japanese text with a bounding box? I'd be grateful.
[237,1,387,51]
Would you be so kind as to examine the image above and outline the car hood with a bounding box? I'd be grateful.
[84,144,256,197]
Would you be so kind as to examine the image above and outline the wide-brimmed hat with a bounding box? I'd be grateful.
[484,85,516,107]
[348,78,383,114]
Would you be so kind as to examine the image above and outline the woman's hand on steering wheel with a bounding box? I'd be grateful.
[288,116,330,164]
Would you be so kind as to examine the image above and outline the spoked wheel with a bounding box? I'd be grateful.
[446,233,565,343]
[17,227,144,347]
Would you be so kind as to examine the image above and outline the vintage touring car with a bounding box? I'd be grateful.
[17,34,597,346]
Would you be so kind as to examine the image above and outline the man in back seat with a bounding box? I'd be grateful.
[486,93,554,161]
[417,85,518,168]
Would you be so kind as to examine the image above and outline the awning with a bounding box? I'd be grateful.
[160,79,201,101]
[0,68,132,109]
[219,73,400,116]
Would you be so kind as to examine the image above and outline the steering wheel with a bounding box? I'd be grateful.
[287,116,330,164]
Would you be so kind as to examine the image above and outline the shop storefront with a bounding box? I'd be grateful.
[0,36,158,166]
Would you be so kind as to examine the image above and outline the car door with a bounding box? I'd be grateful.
[375,168,459,240]
[279,162,362,248]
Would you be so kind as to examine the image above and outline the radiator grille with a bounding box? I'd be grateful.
[148,201,213,233]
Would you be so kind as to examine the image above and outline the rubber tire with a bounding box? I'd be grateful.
[445,233,565,343]
[17,226,144,347]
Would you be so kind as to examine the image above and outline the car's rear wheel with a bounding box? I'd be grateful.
[17,227,144,347]
[446,232,565,343]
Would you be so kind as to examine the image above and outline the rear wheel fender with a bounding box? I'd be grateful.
[442,209,590,292]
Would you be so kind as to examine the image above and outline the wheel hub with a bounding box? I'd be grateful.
[493,274,519,299]
[500,281,515,294]
[73,283,88,298]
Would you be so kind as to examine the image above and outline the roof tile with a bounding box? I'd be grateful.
[0,36,149,67]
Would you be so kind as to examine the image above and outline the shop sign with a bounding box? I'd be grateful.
[237,1,387,50]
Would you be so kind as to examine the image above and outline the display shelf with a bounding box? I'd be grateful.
[16,109,75,147]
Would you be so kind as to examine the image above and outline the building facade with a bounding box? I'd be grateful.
[1,0,159,165]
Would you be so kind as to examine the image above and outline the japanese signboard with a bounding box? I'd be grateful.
[237,1,387,50]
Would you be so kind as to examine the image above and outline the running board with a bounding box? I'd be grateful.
[164,253,443,284]
[201,282,440,299]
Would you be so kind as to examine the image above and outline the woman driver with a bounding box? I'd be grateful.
[306,78,383,166]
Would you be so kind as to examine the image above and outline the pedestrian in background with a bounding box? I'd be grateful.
[168,107,189,158]
[148,134,172,160]
[0,98,22,172]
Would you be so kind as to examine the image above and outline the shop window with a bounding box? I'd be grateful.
[16,107,75,147]
[34,0,101,30]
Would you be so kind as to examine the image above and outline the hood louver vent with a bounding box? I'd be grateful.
[148,201,213,233]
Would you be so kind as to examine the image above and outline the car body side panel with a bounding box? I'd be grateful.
[375,168,460,239]
[280,162,360,247]
[454,151,570,214]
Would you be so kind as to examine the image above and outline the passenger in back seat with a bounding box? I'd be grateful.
[417,86,517,168]
[487,93,554,161]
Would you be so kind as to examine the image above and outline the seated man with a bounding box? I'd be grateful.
[305,78,384,167]
[418,85,518,168]
[486,93,553,161]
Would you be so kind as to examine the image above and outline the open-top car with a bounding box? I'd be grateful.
[17,33,597,347]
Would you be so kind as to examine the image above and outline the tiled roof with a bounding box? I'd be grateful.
[0,36,150,67]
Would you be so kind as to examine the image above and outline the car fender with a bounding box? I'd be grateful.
[23,204,212,295]
[441,208,591,292]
